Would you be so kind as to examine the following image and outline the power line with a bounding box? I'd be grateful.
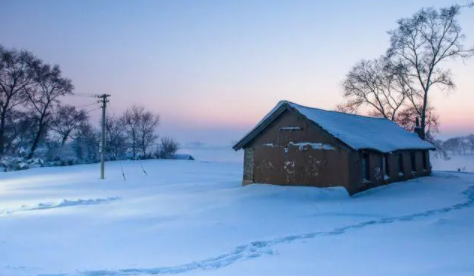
[139,160,147,176]
[74,92,97,96]
[84,107,102,113]
[119,160,126,181]
[71,93,99,98]
[72,95,97,98]
[76,102,100,109]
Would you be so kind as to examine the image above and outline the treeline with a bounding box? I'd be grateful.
[104,106,179,161]
[439,134,474,155]
[0,45,178,170]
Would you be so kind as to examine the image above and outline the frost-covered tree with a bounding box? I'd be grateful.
[467,134,474,154]
[442,136,473,155]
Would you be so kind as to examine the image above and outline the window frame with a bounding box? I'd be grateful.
[422,151,428,171]
[362,152,370,182]
[410,151,417,173]
[398,152,404,176]
[382,154,390,180]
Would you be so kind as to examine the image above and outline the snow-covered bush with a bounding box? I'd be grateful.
[0,156,44,172]
[71,123,100,163]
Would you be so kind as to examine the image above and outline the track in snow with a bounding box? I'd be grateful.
[37,185,474,276]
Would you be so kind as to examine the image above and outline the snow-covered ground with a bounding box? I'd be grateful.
[178,147,474,172]
[179,146,243,164]
[1,153,474,276]
[431,154,474,173]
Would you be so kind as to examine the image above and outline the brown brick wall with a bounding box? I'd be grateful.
[242,148,254,184]
[244,109,351,190]
[240,109,432,195]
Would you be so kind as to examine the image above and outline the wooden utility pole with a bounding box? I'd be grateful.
[97,94,110,179]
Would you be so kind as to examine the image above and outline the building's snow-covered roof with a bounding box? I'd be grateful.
[233,100,435,153]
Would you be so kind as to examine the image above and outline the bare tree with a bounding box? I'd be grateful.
[26,63,74,158]
[105,114,127,160]
[395,105,439,136]
[338,57,408,120]
[122,105,159,159]
[123,107,139,159]
[49,105,88,146]
[387,4,474,138]
[137,108,159,158]
[0,46,38,154]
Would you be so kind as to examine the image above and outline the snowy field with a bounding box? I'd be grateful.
[1,152,474,276]
[179,146,243,164]
[431,154,474,173]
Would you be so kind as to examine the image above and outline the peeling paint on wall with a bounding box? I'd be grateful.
[263,143,275,147]
[373,167,382,181]
[308,156,327,177]
[284,160,296,182]
[264,161,275,169]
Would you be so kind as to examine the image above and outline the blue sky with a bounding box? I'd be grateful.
[1,0,473,145]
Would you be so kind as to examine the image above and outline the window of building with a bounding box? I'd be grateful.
[398,152,404,176]
[382,154,389,179]
[410,152,416,173]
[362,153,370,181]
[422,151,428,170]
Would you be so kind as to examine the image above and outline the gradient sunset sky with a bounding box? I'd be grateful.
[2,0,473,145]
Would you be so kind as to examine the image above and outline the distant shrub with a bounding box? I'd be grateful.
[156,137,180,159]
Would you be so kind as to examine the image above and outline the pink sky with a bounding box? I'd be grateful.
[2,0,473,145]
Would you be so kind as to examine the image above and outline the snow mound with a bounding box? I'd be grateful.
[1,197,120,215]
[244,184,349,201]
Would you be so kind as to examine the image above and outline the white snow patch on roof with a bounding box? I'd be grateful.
[287,101,434,153]
[289,142,335,150]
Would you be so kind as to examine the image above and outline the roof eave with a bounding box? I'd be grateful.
[357,146,436,154]
[232,102,290,151]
